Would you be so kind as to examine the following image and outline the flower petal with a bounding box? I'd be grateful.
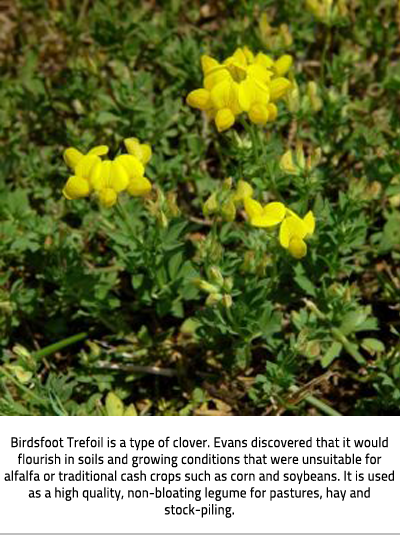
[110,160,129,192]
[215,107,235,132]
[267,103,278,121]
[274,55,293,76]
[127,176,152,197]
[187,88,211,110]
[124,138,152,165]
[63,147,83,170]
[303,211,315,236]
[288,237,307,258]
[280,214,307,247]
[62,176,90,200]
[75,155,100,179]
[255,52,275,69]
[91,160,112,191]
[88,145,109,156]
[244,197,263,222]
[270,77,292,101]
[247,63,271,85]
[251,201,286,227]
[140,143,152,165]
[115,154,145,179]
[201,55,221,75]
[249,103,269,125]
[98,188,117,207]
[204,67,231,91]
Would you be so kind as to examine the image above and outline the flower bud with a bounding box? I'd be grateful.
[203,193,218,216]
[307,81,323,112]
[193,279,220,295]
[12,345,32,360]
[280,150,298,175]
[285,79,300,113]
[166,192,180,217]
[9,365,33,384]
[222,177,233,190]
[208,266,224,288]
[157,210,169,229]
[206,293,223,306]
[223,277,233,292]
[221,197,236,222]
[295,141,306,170]
[221,294,233,309]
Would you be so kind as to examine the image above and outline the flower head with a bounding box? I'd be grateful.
[279,210,315,259]
[243,194,315,259]
[187,47,293,132]
[61,138,152,207]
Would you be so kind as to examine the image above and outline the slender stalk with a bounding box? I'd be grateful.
[116,200,138,241]
[320,26,332,86]
[290,384,342,416]
[33,332,88,360]
[242,118,260,160]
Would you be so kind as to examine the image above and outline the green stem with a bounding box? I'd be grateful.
[291,384,342,416]
[242,118,260,160]
[320,26,332,86]
[116,200,139,241]
[33,332,88,360]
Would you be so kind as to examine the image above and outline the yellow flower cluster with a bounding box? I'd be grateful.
[244,195,315,259]
[62,138,152,207]
[186,47,293,132]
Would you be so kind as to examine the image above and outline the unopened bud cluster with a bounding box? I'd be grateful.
[193,266,233,308]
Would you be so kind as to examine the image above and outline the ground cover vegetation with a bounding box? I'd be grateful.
[1,0,400,416]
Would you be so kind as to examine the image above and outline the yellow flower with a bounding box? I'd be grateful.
[62,138,152,207]
[187,47,294,132]
[62,146,108,200]
[244,198,286,227]
[279,210,315,258]
[124,138,152,165]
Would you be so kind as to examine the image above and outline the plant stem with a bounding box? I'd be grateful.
[34,332,88,360]
[116,200,139,241]
[242,118,261,160]
[320,26,332,86]
[290,384,342,416]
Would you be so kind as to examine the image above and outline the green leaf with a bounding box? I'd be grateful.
[294,274,316,297]
[361,338,385,354]
[105,392,124,416]
[321,341,343,368]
